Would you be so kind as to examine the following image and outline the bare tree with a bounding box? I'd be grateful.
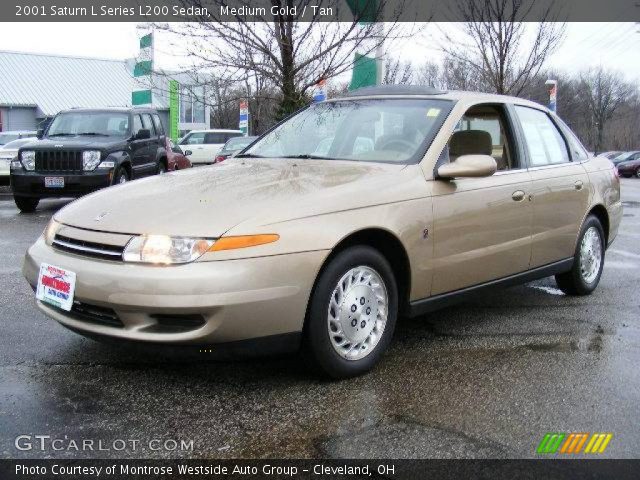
[441,0,565,95]
[578,67,636,153]
[156,0,411,119]
[383,58,413,85]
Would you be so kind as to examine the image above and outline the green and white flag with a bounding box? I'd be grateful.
[132,31,153,106]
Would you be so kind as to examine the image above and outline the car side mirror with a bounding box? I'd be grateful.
[437,154,497,179]
[36,129,44,139]
[183,150,192,156]
[135,128,151,140]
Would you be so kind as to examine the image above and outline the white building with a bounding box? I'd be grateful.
[0,50,210,136]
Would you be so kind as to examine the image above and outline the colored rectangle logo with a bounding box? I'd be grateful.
[537,433,612,454]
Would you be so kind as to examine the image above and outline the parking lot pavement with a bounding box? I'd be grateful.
[0,180,639,460]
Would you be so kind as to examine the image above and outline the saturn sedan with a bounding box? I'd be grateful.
[23,86,622,378]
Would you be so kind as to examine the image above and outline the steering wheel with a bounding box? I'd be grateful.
[378,138,416,153]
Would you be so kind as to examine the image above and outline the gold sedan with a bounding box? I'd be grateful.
[23,87,622,378]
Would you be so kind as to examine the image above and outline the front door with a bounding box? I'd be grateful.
[512,106,590,267]
[430,103,533,295]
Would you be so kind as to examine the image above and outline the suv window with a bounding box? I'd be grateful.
[181,132,205,145]
[141,114,155,135]
[448,105,517,171]
[152,114,164,135]
[514,106,570,166]
[133,114,143,134]
[204,132,226,144]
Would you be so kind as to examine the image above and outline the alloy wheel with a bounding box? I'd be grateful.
[579,226,602,284]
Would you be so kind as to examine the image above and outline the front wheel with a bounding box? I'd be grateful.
[636,167,640,179]
[14,196,39,213]
[112,166,129,185]
[303,246,398,378]
[555,215,605,295]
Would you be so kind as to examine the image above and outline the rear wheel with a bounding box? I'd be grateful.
[555,215,605,295]
[157,161,167,175]
[14,196,39,213]
[303,246,398,378]
[112,166,129,185]
[636,167,640,179]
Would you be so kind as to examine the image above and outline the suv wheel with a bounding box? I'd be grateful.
[555,215,605,295]
[157,162,167,175]
[303,246,398,378]
[112,166,129,185]
[14,196,39,213]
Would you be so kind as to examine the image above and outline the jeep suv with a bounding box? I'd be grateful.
[10,107,167,212]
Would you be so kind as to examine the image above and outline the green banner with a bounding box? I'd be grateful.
[132,90,152,105]
[140,33,153,49]
[169,80,179,142]
[133,60,152,77]
[348,53,378,91]
[346,0,379,23]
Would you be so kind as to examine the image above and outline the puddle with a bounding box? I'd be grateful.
[523,335,603,353]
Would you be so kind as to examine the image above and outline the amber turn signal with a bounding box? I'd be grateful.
[209,234,280,251]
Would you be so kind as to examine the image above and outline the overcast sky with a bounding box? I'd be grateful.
[0,22,638,82]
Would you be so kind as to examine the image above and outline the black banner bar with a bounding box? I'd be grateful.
[1,459,639,480]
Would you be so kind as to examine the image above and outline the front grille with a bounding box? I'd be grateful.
[35,150,83,172]
[52,234,124,261]
[64,301,123,328]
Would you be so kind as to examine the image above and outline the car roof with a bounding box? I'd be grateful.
[58,107,158,114]
[334,85,545,110]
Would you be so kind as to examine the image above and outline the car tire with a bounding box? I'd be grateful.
[112,166,129,185]
[14,196,39,213]
[636,167,640,179]
[555,215,605,296]
[303,246,398,379]
[157,161,167,175]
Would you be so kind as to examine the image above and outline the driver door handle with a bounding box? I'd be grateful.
[512,190,525,202]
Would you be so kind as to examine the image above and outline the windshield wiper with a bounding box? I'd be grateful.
[48,133,76,137]
[235,153,266,158]
[281,154,332,160]
[77,132,108,136]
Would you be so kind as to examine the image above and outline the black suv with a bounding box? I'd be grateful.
[10,107,168,212]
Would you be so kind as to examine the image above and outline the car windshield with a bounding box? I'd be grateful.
[613,152,637,162]
[47,112,130,137]
[224,136,256,150]
[0,133,20,145]
[244,99,454,164]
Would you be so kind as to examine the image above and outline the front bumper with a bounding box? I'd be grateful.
[11,170,113,198]
[23,236,327,346]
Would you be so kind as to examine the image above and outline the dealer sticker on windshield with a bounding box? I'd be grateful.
[36,263,76,312]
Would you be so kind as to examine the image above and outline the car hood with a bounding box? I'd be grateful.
[56,158,422,237]
[24,136,127,150]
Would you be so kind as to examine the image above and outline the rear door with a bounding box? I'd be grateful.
[180,132,207,163]
[129,114,148,178]
[431,103,533,295]
[512,106,590,267]
[204,132,229,158]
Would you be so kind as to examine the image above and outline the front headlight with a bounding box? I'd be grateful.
[44,218,61,245]
[20,151,35,171]
[123,235,214,264]
[82,150,102,171]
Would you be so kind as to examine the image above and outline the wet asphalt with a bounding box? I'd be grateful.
[0,179,639,460]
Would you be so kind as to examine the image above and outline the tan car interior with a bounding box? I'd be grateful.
[448,105,515,170]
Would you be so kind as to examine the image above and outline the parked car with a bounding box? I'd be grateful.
[179,129,243,165]
[611,151,640,165]
[214,136,257,163]
[600,151,622,159]
[166,138,193,171]
[0,137,37,185]
[616,153,640,178]
[10,107,168,212]
[0,130,37,146]
[23,86,622,378]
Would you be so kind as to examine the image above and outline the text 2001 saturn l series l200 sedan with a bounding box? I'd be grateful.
[23,86,622,378]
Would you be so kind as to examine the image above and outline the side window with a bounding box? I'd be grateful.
[181,132,205,145]
[141,114,155,135]
[152,114,164,135]
[225,132,242,142]
[132,114,143,134]
[448,105,517,171]
[514,106,570,166]
[555,116,588,161]
[204,132,226,144]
